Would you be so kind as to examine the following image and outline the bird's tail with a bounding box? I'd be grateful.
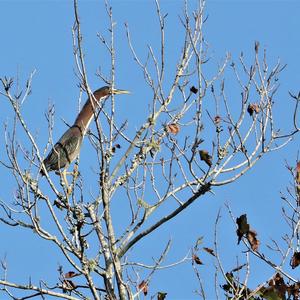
[40,163,48,176]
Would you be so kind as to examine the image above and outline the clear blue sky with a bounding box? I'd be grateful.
[0,1,300,299]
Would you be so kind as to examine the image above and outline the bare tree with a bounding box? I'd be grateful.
[0,0,299,299]
[187,158,300,300]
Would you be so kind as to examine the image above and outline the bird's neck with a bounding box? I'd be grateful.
[74,95,102,135]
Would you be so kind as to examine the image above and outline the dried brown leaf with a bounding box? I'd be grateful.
[236,214,259,251]
[166,123,180,135]
[214,115,221,124]
[247,103,260,116]
[157,292,167,300]
[265,273,287,299]
[236,214,250,244]
[199,150,212,167]
[65,271,79,278]
[203,247,215,257]
[290,252,300,269]
[296,162,300,196]
[190,86,198,94]
[287,282,300,299]
[192,254,203,265]
[112,143,121,154]
[138,280,148,296]
[246,229,260,251]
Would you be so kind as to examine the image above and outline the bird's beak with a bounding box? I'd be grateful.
[111,88,130,95]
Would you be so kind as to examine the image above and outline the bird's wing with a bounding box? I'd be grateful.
[43,126,83,172]
[56,126,83,164]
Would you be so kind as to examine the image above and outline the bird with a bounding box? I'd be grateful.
[41,86,129,178]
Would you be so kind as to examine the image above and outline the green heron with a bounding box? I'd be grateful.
[41,86,129,177]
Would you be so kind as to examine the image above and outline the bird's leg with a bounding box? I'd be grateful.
[62,169,69,189]
[56,169,72,195]
[68,164,79,195]
[72,163,79,181]
[56,166,79,196]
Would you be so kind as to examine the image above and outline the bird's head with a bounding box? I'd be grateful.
[93,86,130,101]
